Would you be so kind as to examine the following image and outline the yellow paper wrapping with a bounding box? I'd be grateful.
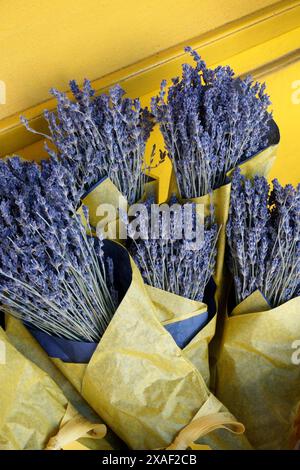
[181,145,278,393]
[147,288,251,449]
[4,316,124,450]
[13,252,244,450]
[55,258,214,449]
[0,332,109,451]
[146,284,216,386]
[78,177,158,239]
[0,327,68,449]
[0,360,109,452]
[216,291,300,449]
[80,178,128,230]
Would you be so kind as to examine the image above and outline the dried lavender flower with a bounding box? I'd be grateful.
[125,197,218,301]
[0,156,118,341]
[227,169,300,307]
[152,47,272,198]
[21,80,155,205]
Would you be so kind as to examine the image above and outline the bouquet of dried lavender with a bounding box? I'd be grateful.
[125,197,219,302]
[21,80,155,206]
[226,169,300,307]
[0,156,119,342]
[116,195,249,446]
[216,170,300,450]
[151,47,274,199]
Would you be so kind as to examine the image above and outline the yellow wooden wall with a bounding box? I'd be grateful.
[266,62,300,186]
[0,0,278,119]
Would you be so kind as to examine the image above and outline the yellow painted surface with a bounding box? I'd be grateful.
[0,0,279,119]
[212,26,300,187]
[265,61,300,186]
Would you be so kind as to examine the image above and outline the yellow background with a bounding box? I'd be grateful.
[265,62,300,185]
[0,0,278,119]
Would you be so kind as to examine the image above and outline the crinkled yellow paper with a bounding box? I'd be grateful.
[4,317,123,450]
[216,291,300,449]
[146,284,216,386]
[0,327,68,449]
[60,259,216,449]
[17,257,244,450]
[147,292,251,450]
[78,177,158,238]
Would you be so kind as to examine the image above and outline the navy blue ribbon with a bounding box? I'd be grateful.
[27,325,98,363]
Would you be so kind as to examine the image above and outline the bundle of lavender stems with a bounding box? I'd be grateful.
[151,47,273,198]
[21,82,158,206]
[124,197,219,302]
[227,169,300,307]
[0,157,118,341]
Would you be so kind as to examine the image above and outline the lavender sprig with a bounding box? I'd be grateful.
[125,197,219,301]
[0,156,118,341]
[21,81,155,205]
[151,47,272,198]
[227,170,300,307]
